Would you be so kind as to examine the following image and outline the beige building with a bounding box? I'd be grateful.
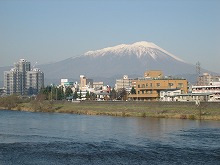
[144,70,163,78]
[115,75,133,92]
[197,73,220,86]
[129,71,188,101]
[80,75,93,90]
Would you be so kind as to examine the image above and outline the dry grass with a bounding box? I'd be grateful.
[8,101,220,120]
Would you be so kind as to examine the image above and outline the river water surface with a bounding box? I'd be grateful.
[0,110,220,164]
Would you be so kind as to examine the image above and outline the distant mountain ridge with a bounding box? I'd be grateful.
[0,41,217,86]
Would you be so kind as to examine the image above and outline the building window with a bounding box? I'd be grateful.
[157,83,160,87]
[142,84,145,88]
[150,83,152,87]
[178,83,183,88]
[138,85,140,88]
[146,83,148,87]
[168,83,173,87]
[138,91,140,94]
[142,90,144,94]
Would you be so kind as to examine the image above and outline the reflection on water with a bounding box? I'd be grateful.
[0,110,220,164]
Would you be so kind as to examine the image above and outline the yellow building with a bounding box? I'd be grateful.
[129,71,188,101]
[144,70,163,78]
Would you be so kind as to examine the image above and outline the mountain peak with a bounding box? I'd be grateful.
[84,41,185,63]
[132,41,158,48]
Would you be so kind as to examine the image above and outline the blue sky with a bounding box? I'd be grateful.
[0,0,220,73]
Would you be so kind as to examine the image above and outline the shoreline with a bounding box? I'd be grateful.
[1,101,220,121]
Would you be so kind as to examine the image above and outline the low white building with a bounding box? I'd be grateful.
[93,82,104,90]
[191,83,220,102]
[192,84,220,94]
[160,89,181,101]
[94,90,110,100]
[175,82,220,102]
[176,93,210,102]
[60,79,78,93]
[76,91,88,101]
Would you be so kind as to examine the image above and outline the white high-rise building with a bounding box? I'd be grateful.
[4,59,44,95]
[4,68,23,95]
[26,68,44,95]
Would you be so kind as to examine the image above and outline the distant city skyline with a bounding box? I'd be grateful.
[0,0,219,73]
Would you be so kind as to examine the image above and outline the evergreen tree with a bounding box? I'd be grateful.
[90,92,97,100]
[57,86,64,100]
[65,86,73,97]
[131,87,136,94]
[73,91,78,100]
[78,90,82,99]
[110,88,117,100]
[85,91,90,100]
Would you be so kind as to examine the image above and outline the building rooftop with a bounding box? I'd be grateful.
[136,77,187,81]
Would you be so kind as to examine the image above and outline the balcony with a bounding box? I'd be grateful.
[129,93,158,98]
[137,86,178,90]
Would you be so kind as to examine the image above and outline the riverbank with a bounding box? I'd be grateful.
[3,100,220,121]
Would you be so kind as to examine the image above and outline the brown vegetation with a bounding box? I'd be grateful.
[0,96,220,120]
[0,95,24,110]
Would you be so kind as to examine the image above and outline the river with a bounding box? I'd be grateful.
[0,110,220,164]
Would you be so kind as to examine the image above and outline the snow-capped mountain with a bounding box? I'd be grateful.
[0,41,212,86]
[66,41,194,77]
[37,41,203,84]
[84,41,185,63]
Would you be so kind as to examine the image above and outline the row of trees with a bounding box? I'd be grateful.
[39,86,72,100]
[38,85,136,101]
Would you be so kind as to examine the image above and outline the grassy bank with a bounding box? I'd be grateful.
[10,100,220,121]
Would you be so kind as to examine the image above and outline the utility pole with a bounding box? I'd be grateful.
[195,99,201,120]
[196,61,201,85]
[56,88,57,101]
[51,88,52,101]
[50,84,53,101]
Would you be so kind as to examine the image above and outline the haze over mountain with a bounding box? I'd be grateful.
[0,41,216,86]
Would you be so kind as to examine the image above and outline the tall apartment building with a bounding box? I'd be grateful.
[26,68,44,95]
[4,68,23,95]
[4,59,44,95]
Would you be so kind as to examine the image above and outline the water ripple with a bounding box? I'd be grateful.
[0,140,219,165]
